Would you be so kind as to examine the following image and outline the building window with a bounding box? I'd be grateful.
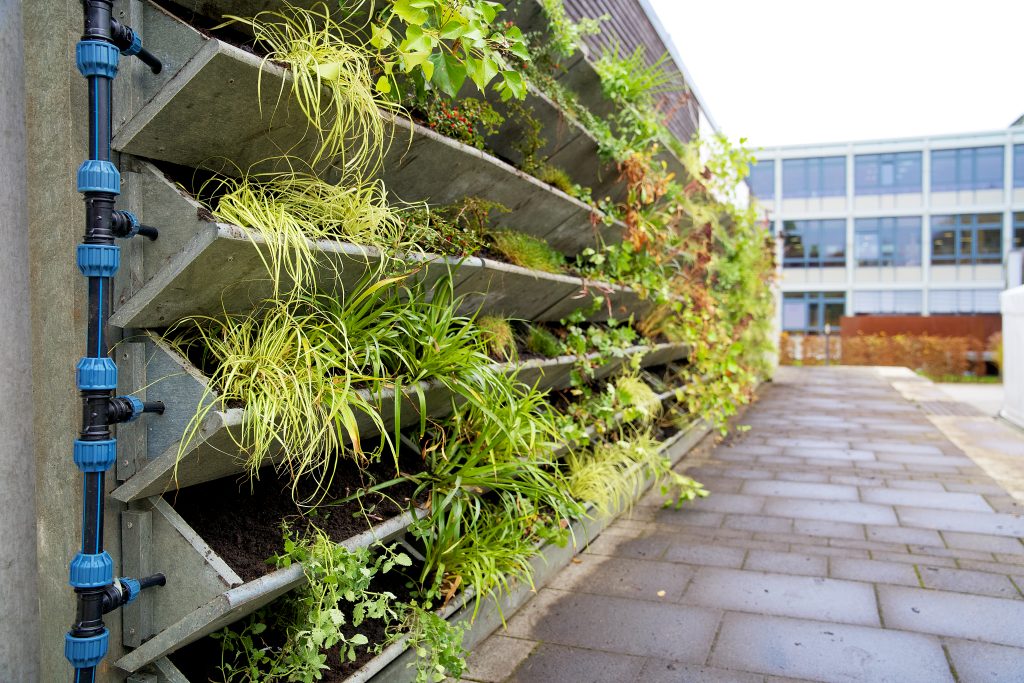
[931,146,1004,192]
[931,214,1002,265]
[853,290,922,314]
[783,219,846,268]
[1015,145,1024,188]
[854,217,921,267]
[748,161,774,199]
[783,292,845,333]
[929,289,1002,314]
[1015,212,1024,249]
[782,156,845,198]
[854,152,921,194]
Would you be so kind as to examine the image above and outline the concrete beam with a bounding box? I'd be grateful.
[0,0,40,679]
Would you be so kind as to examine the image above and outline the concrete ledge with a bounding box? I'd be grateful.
[111,337,690,502]
[119,2,625,258]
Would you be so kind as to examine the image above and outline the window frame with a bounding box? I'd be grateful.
[748,160,775,200]
[930,213,1003,266]
[782,156,846,199]
[930,146,1004,192]
[854,152,922,195]
[782,292,846,333]
[783,219,847,268]
[854,216,922,268]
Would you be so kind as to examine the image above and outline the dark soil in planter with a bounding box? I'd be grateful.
[170,439,425,582]
[170,555,421,681]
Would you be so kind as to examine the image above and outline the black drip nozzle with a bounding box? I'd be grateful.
[110,18,162,74]
[138,573,167,590]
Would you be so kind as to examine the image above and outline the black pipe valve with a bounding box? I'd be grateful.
[108,396,165,424]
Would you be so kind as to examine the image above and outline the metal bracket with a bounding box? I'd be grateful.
[121,509,154,647]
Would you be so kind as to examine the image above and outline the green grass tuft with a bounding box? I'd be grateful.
[489,230,566,274]
[524,325,562,358]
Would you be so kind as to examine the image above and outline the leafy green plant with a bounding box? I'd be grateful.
[423,94,504,149]
[614,375,662,424]
[371,0,530,99]
[477,316,515,361]
[228,3,397,170]
[594,43,682,110]
[394,601,468,683]
[524,324,562,358]
[205,170,408,295]
[214,527,409,682]
[537,0,606,61]
[489,230,566,273]
[401,196,503,257]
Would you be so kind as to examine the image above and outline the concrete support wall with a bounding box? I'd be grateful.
[1001,286,1024,428]
[23,0,123,679]
[0,0,40,679]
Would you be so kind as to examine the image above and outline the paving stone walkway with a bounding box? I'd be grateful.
[461,366,1024,682]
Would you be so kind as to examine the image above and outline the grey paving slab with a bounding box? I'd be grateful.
[860,487,994,512]
[503,589,720,662]
[793,518,867,540]
[945,640,1024,683]
[741,480,859,501]
[507,643,644,683]
[942,530,1024,555]
[916,564,1021,600]
[545,554,693,602]
[886,479,947,491]
[709,613,954,683]
[463,635,536,683]
[896,507,1024,537]
[743,550,828,577]
[636,658,764,683]
[724,514,795,534]
[878,585,1024,647]
[762,499,899,526]
[829,557,921,587]
[682,492,767,514]
[662,541,747,568]
[866,525,945,546]
[682,567,880,626]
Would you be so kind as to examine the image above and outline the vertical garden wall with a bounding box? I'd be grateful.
[21,0,776,680]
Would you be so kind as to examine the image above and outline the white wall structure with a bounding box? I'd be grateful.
[750,125,1024,334]
[1002,286,1024,428]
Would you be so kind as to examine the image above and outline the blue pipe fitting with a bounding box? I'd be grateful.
[120,577,141,604]
[76,357,117,390]
[121,211,140,238]
[120,29,143,57]
[76,243,120,278]
[69,551,113,589]
[64,629,109,669]
[76,40,119,79]
[124,395,144,421]
[73,439,116,473]
[76,159,120,195]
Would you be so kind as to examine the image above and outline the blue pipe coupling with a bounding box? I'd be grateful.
[76,40,119,79]
[64,629,108,670]
[73,439,116,473]
[76,244,120,279]
[69,551,113,589]
[76,160,120,195]
[76,357,117,390]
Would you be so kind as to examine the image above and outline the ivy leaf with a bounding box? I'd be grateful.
[376,75,392,93]
[392,0,429,24]
[479,0,504,23]
[439,18,467,40]
[369,24,393,49]
[497,69,525,100]
[400,24,436,55]
[465,56,499,90]
[428,52,467,96]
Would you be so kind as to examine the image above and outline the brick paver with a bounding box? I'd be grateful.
[461,367,1024,682]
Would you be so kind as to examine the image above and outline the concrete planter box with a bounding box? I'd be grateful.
[129,416,711,681]
[113,161,649,329]
[111,337,690,503]
[115,2,626,258]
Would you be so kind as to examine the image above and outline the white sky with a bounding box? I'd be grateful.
[647,0,1024,149]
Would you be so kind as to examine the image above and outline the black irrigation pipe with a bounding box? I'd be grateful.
[65,2,166,680]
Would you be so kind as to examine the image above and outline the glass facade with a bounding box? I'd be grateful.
[929,289,1002,314]
[1014,212,1024,250]
[782,156,845,198]
[1015,145,1024,188]
[931,213,1002,265]
[783,219,846,268]
[782,292,845,333]
[748,161,775,199]
[854,217,921,267]
[854,152,921,194]
[931,146,1003,192]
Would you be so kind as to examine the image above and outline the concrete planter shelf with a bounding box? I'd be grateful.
[114,506,421,673]
[117,2,626,257]
[110,336,690,503]
[113,163,647,329]
[131,414,711,681]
